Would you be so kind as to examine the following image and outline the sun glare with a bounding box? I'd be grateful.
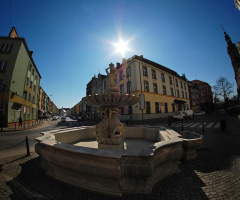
[116,41,128,56]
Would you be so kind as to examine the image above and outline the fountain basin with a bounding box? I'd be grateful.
[180,131,203,160]
[35,126,183,196]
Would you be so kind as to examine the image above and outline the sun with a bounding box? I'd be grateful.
[115,40,128,57]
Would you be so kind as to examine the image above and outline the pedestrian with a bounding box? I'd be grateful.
[19,116,22,127]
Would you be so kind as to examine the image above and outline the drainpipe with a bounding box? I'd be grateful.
[139,62,143,123]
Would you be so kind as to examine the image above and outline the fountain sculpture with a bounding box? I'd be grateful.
[35,63,184,196]
[82,63,140,149]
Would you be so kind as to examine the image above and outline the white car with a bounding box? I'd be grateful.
[53,116,58,120]
[172,110,193,120]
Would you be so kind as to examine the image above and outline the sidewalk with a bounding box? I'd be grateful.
[0,119,57,132]
[0,115,240,199]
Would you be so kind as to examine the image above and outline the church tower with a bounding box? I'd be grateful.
[222,27,240,97]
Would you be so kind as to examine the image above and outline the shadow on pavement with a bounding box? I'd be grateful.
[6,154,209,200]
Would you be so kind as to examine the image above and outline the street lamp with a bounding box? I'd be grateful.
[1,83,7,131]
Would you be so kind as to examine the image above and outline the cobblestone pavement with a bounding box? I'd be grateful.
[1,116,240,200]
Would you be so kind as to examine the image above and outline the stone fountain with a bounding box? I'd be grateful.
[82,63,140,149]
[35,63,184,196]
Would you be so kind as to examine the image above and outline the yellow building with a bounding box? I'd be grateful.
[116,55,190,121]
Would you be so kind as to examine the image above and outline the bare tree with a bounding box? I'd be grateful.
[213,77,234,108]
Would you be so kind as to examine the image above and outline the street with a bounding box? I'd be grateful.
[0,117,75,159]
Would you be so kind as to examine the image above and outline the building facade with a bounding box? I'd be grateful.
[190,80,214,113]
[115,55,190,121]
[0,27,41,127]
[85,73,107,119]
[188,81,200,112]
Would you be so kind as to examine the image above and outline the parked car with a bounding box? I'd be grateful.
[226,106,240,115]
[61,117,67,122]
[172,110,193,120]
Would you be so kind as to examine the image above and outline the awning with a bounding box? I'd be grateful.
[173,99,186,104]
[11,102,22,110]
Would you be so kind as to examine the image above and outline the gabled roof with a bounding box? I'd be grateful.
[0,27,42,78]
[8,27,19,38]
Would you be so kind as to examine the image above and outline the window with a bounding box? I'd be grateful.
[180,81,183,88]
[155,102,159,113]
[32,108,34,116]
[202,85,206,89]
[162,85,167,95]
[182,91,184,98]
[23,106,26,114]
[169,76,172,84]
[32,95,35,102]
[120,71,123,80]
[175,79,179,87]
[120,84,124,94]
[24,91,27,99]
[35,74,38,81]
[177,90,180,97]
[28,93,31,101]
[153,83,158,93]
[184,83,186,90]
[30,81,33,88]
[171,88,174,96]
[144,81,149,92]
[142,66,148,76]
[161,73,165,82]
[152,69,156,79]
[33,85,36,92]
[32,69,34,76]
[26,77,29,85]
[29,64,32,72]
[126,66,131,77]
[185,92,188,99]
[127,81,132,93]
[0,60,7,70]
[146,101,151,114]
[0,43,13,52]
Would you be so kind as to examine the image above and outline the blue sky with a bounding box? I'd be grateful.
[1,0,240,108]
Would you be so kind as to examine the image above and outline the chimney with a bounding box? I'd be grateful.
[29,51,34,56]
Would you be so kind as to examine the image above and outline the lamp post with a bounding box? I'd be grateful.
[1,84,7,131]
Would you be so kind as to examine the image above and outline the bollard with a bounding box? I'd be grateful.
[32,121,33,126]
[26,136,30,156]
[202,123,205,133]
[24,122,25,129]
[220,119,226,131]
[15,122,16,130]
